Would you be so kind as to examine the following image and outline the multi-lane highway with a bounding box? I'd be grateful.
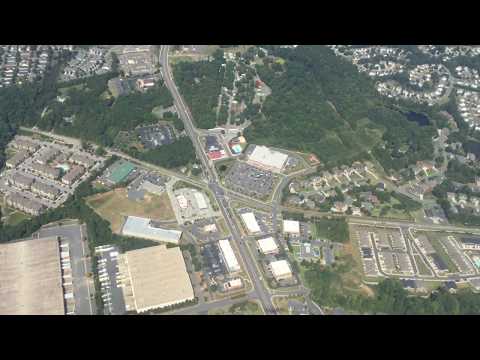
[159,45,277,315]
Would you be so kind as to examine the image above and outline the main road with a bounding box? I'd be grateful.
[159,45,277,315]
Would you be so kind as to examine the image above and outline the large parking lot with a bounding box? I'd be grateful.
[237,207,274,236]
[95,245,126,315]
[189,218,224,243]
[350,224,414,277]
[137,124,176,149]
[225,161,277,199]
[170,186,218,225]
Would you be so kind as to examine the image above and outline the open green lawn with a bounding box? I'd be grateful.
[208,300,264,315]
[423,232,459,273]
[4,210,30,226]
[414,254,433,276]
[86,188,176,233]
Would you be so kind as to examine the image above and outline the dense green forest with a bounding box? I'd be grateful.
[248,46,437,170]
[303,262,480,314]
[173,50,225,129]
[0,61,196,171]
[173,45,437,170]
[39,76,174,147]
[127,136,196,168]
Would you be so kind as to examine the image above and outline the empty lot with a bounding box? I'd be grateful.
[86,188,175,233]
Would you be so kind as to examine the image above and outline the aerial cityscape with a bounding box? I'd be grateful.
[2,45,480,315]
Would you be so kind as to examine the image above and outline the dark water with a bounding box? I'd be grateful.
[402,111,430,126]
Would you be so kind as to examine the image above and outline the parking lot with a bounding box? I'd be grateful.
[95,245,126,315]
[137,124,176,149]
[237,207,274,236]
[170,187,218,225]
[189,218,223,243]
[225,162,276,199]
[201,242,227,283]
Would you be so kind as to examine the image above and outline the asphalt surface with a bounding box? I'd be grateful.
[159,45,278,315]
[95,246,126,315]
[33,222,95,315]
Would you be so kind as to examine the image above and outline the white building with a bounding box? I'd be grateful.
[223,278,243,291]
[218,239,240,273]
[257,237,279,255]
[176,195,188,209]
[121,216,182,244]
[247,145,288,172]
[193,191,208,210]
[241,212,261,234]
[283,220,300,236]
[270,260,293,281]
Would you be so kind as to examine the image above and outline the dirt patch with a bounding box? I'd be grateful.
[86,188,176,233]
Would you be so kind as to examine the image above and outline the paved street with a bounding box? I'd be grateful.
[159,45,278,315]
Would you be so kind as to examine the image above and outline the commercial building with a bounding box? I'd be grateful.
[31,181,60,200]
[6,150,28,168]
[247,145,288,172]
[121,216,182,244]
[257,237,279,255]
[0,237,66,315]
[241,212,261,234]
[62,165,85,185]
[30,163,61,180]
[118,245,194,313]
[283,220,300,236]
[5,192,44,216]
[269,260,293,281]
[136,77,155,90]
[176,194,188,209]
[193,190,207,210]
[218,239,241,273]
[223,278,243,291]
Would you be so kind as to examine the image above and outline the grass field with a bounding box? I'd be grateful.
[414,254,433,276]
[86,188,176,233]
[208,300,264,315]
[4,211,30,226]
[423,232,459,273]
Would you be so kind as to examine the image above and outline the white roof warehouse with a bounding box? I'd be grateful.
[118,245,194,313]
[121,216,182,244]
[218,239,241,273]
[247,145,288,173]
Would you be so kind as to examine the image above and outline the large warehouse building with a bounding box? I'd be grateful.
[247,145,288,173]
[283,220,301,236]
[218,239,241,273]
[121,216,182,244]
[270,259,293,281]
[240,212,261,234]
[257,237,279,255]
[0,237,68,315]
[118,245,194,313]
